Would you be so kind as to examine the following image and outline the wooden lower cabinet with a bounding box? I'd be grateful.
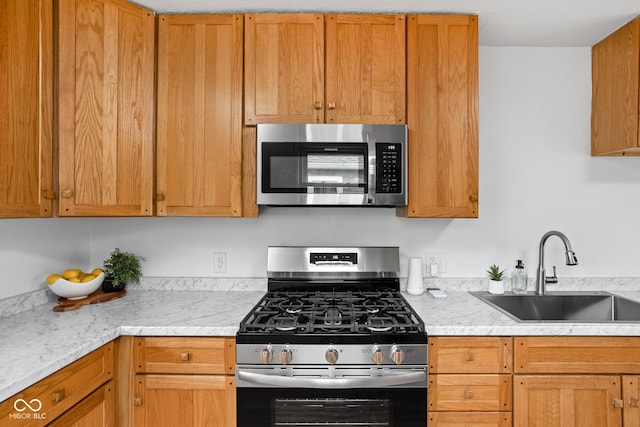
[133,374,234,427]
[513,337,640,427]
[0,342,114,427]
[623,376,640,427]
[428,337,512,427]
[514,375,622,427]
[128,336,236,427]
[48,381,115,427]
[429,411,512,427]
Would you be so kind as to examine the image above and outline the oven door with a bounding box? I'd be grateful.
[236,366,427,427]
[258,141,369,206]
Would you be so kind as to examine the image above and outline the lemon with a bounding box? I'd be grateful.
[67,277,81,283]
[46,273,62,285]
[91,268,104,276]
[81,274,96,283]
[61,269,81,280]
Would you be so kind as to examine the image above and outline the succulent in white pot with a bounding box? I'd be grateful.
[486,264,505,294]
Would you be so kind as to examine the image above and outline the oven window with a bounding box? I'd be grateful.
[237,387,425,427]
[262,142,368,193]
[306,154,365,189]
[274,398,390,426]
[270,156,303,189]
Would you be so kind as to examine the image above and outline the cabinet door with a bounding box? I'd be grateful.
[244,14,324,125]
[156,14,243,216]
[57,0,155,216]
[591,17,640,156]
[624,376,640,427]
[514,375,622,427]
[134,374,235,427]
[47,381,115,427]
[0,0,53,217]
[403,15,479,218]
[325,14,406,124]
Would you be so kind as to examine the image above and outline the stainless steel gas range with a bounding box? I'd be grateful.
[236,246,428,427]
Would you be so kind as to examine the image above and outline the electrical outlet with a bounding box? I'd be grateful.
[213,252,227,273]
[426,252,447,275]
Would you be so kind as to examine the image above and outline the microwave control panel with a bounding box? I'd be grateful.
[376,143,402,193]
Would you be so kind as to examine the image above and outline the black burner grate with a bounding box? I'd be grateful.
[238,289,424,336]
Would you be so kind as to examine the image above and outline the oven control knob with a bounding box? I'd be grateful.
[260,345,273,364]
[371,345,385,365]
[390,345,405,365]
[280,345,293,365]
[325,346,339,365]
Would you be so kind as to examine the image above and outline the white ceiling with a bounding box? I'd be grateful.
[132,0,640,47]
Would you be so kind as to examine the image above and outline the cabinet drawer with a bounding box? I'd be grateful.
[515,337,640,374]
[428,411,512,427]
[0,342,114,427]
[429,337,512,373]
[134,337,235,375]
[428,374,512,411]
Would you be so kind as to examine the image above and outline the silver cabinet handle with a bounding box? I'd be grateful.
[238,370,426,389]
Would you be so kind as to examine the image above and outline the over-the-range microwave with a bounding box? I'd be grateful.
[257,124,407,207]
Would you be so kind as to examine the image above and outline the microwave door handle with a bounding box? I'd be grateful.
[237,370,426,389]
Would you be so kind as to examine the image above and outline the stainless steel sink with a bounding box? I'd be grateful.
[471,291,640,322]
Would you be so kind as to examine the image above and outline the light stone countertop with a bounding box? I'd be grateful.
[1,281,640,404]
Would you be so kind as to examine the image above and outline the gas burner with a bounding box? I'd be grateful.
[279,298,304,314]
[269,316,299,331]
[362,298,389,314]
[323,307,342,326]
[365,316,397,332]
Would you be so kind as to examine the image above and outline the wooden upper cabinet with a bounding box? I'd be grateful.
[57,0,155,216]
[156,14,243,216]
[325,14,406,124]
[592,16,640,156]
[244,13,406,125]
[0,0,53,218]
[244,13,325,124]
[402,15,479,218]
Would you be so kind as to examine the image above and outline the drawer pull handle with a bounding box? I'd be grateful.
[51,388,66,403]
[314,102,323,109]
[464,389,474,400]
[134,397,143,407]
[630,397,639,407]
[180,352,191,361]
[612,398,624,408]
[464,351,474,362]
[327,102,336,110]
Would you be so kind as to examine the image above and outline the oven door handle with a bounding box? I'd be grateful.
[237,370,426,389]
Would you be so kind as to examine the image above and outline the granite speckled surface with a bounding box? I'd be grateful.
[1,276,639,404]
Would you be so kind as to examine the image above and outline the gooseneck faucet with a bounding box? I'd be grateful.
[535,231,578,295]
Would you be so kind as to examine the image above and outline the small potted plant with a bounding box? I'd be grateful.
[486,264,505,294]
[102,248,145,293]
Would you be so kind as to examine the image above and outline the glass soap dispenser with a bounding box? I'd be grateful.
[512,260,528,294]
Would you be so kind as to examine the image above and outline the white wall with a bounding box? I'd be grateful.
[0,219,91,299]
[3,47,640,300]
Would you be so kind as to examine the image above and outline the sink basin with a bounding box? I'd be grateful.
[471,291,640,322]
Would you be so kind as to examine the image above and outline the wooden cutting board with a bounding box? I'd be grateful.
[53,289,126,312]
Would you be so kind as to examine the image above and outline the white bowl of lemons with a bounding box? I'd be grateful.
[47,268,105,300]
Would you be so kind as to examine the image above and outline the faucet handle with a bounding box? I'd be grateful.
[546,266,558,284]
